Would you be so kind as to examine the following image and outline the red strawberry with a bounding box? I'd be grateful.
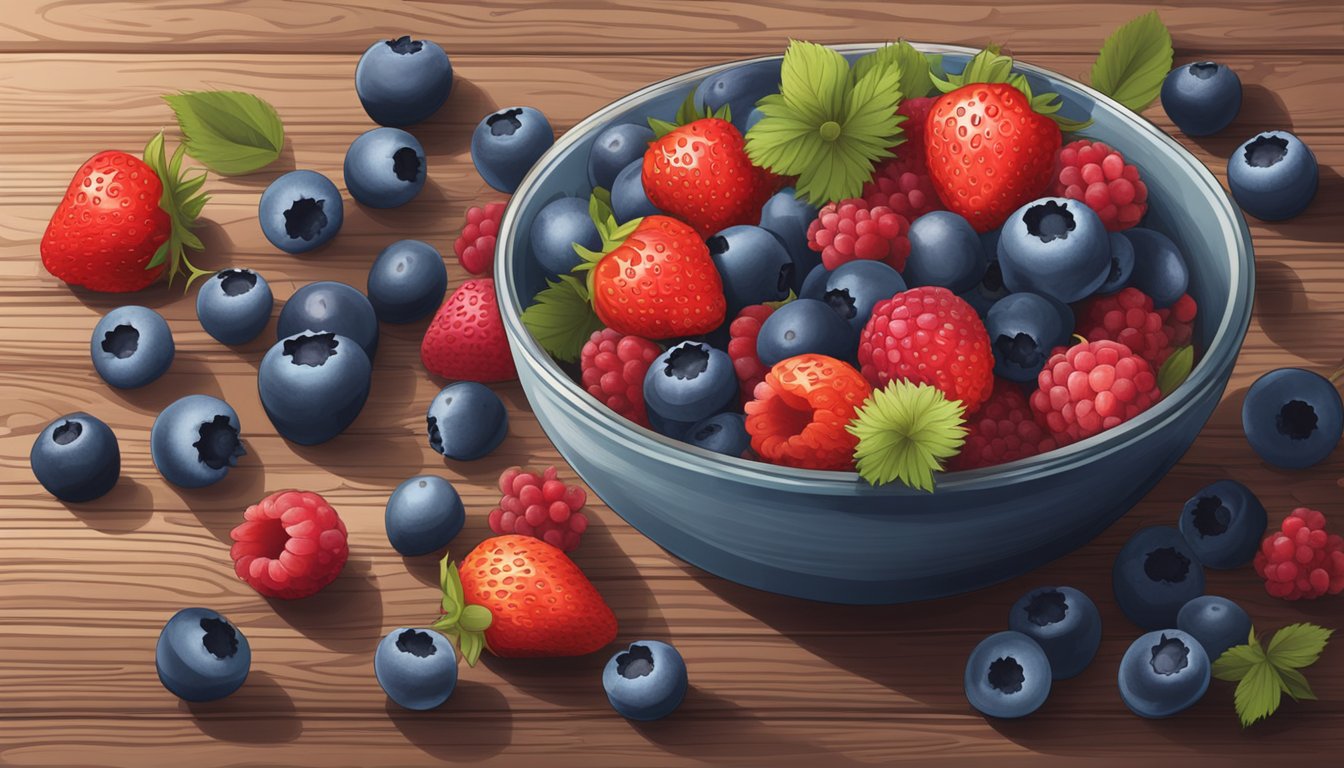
[421,278,517,382]
[925,83,1061,232]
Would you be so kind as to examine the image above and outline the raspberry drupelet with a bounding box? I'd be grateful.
[488,466,590,552]
[580,328,661,427]
[1049,140,1148,231]
[1030,340,1160,446]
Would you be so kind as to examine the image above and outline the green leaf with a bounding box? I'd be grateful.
[1213,641,1265,682]
[854,40,933,100]
[431,553,490,667]
[520,275,605,363]
[141,130,211,290]
[460,604,494,633]
[847,380,968,492]
[1234,661,1282,727]
[459,632,485,667]
[1158,345,1194,396]
[1276,666,1317,702]
[162,90,285,175]
[1090,10,1173,113]
[1266,623,1333,670]
[779,39,850,125]
[930,45,1091,131]
[145,241,170,271]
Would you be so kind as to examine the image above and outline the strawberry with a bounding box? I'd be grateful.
[41,132,209,292]
[431,535,618,663]
[421,278,517,382]
[925,83,1061,232]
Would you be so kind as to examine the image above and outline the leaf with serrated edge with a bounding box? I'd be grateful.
[779,40,850,125]
[1090,11,1173,113]
[847,380,967,491]
[1212,641,1265,681]
[1266,623,1333,670]
[163,90,285,175]
[1234,661,1281,727]
[1276,666,1317,701]
[520,275,605,363]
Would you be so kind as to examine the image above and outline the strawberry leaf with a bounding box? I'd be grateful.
[163,90,286,175]
[853,39,934,100]
[431,553,489,667]
[648,90,727,139]
[1276,666,1317,702]
[521,275,605,363]
[1234,661,1281,728]
[847,380,967,491]
[1090,11,1173,113]
[1212,638,1265,682]
[142,131,211,290]
[932,45,1093,131]
[1158,345,1194,396]
[1266,623,1333,670]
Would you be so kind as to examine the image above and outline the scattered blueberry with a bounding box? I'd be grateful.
[1241,367,1343,469]
[986,292,1071,382]
[1007,586,1102,680]
[376,627,458,711]
[588,122,654,190]
[686,412,750,457]
[344,127,426,209]
[1227,131,1318,221]
[707,225,793,314]
[1122,228,1188,308]
[1117,629,1210,719]
[644,341,738,424]
[1177,595,1252,660]
[998,198,1110,303]
[385,475,466,557]
[531,196,602,276]
[426,382,508,461]
[1160,61,1241,137]
[366,240,447,324]
[30,412,119,502]
[759,188,821,292]
[150,395,245,489]
[258,332,372,445]
[355,36,453,127]
[823,260,906,336]
[1112,526,1206,630]
[798,264,831,301]
[756,298,854,366]
[964,630,1052,719]
[277,281,380,361]
[1178,479,1267,569]
[155,607,251,702]
[904,211,988,294]
[196,269,273,345]
[471,106,554,193]
[91,305,174,389]
[611,158,662,223]
[1096,232,1136,295]
[258,170,344,254]
[603,640,688,721]
[694,58,782,133]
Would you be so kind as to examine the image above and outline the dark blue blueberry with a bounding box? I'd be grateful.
[385,475,466,557]
[1118,629,1210,719]
[986,293,1071,383]
[1112,526,1206,631]
[904,211,988,294]
[277,281,379,361]
[759,188,821,293]
[799,265,831,301]
[156,608,251,702]
[961,229,1008,317]
[611,158,662,223]
[258,170,343,254]
[91,305,174,389]
[258,332,372,445]
[426,382,508,461]
[1096,232,1136,295]
[823,260,906,337]
[30,412,119,503]
[1241,367,1343,469]
[531,196,601,276]
[644,341,737,424]
[1178,479,1268,569]
[744,107,766,133]
[1008,586,1101,680]
[1176,595,1252,660]
[688,321,731,352]
[686,412,749,457]
[693,59,782,133]
[471,106,554,193]
[706,225,792,314]
[588,122,654,190]
[1160,61,1241,137]
[963,631,1051,719]
[355,36,452,127]
[647,409,698,442]
[376,628,457,710]
[366,240,447,324]
[1227,131,1318,221]
[196,269,273,345]
[756,298,854,366]
[1123,228,1188,308]
[603,640,688,721]
[343,127,426,209]
[151,395,245,489]
[999,198,1110,303]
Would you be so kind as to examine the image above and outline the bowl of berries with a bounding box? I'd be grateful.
[494,39,1253,604]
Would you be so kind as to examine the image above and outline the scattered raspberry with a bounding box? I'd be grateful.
[949,380,1054,471]
[488,466,590,552]
[893,96,936,167]
[745,354,872,470]
[580,328,660,427]
[1030,340,1159,446]
[1253,507,1344,600]
[728,304,776,405]
[806,198,911,271]
[861,156,943,221]
[1158,293,1198,350]
[229,490,349,600]
[857,287,995,413]
[1049,140,1148,231]
[1075,287,1173,368]
[454,202,507,276]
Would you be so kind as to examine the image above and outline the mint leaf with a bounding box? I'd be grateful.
[1090,11,1173,113]
[1234,661,1281,727]
[1266,623,1333,670]
[163,91,285,175]
[520,275,604,363]
[1158,345,1194,396]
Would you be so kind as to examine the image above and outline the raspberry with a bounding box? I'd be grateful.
[893,96,936,167]
[727,304,776,405]
[1030,340,1159,446]
[1158,293,1198,350]
[229,490,349,600]
[857,287,995,413]
[806,198,911,271]
[487,466,589,552]
[744,354,872,470]
[1049,140,1148,231]
[1075,287,1173,367]
[1253,507,1344,600]
[580,328,660,427]
[454,201,507,276]
[949,380,1055,471]
[861,156,943,221]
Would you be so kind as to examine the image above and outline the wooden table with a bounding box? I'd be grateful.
[1,2,1340,765]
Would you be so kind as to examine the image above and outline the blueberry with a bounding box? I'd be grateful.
[91,305,174,389]
[1227,131,1318,221]
[1096,232,1136,295]
[1160,61,1241,137]
[277,281,379,361]
[343,127,426,209]
[799,265,831,301]
[1177,595,1252,660]
[385,475,465,557]
[759,188,821,292]
[30,412,119,502]
[366,240,447,324]
[426,382,508,460]
[963,631,1052,719]
[1177,479,1268,569]
[998,198,1110,303]
[150,395,245,489]
[588,122,654,190]
[1241,367,1343,469]
[688,321,732,353]
[355,36,452,127]
[471,106,554,193]
[1117,629,1210,718]
[694,59,782,134]
[1122,228,1189,308]
[375,628,458,711]
[644,341,738,424]
[258,170,343,254]
[707,225,793,314]
[155,608,250,702]
[686,412,749,457]
[960,265,1010,319]
[258,332,372,445]
[756,298,854,366]
[531,196,601,276]
[1008,587,1102,680]
[822,260,906,337]
[603,640,688,721]
[611,158,662,223]
[196,269,273,345]
[986,293,1071,382]
[647,409,698,442]
[904,211,988,294]
[1112,526,1206,630]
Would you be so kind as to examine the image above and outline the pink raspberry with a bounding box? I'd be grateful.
[580,328,660,427]
[1253,508,1344,600]
[1074,287,1173,368]
[488,466,589,552]
[454,201,507,275]
[1030,340,1160,446]
[1158,293,1198,350]
[727,304,776,405]
[1050,140,1148,231]
[806,199,911,271]
[229,490,349,600]
[861,156,943,221]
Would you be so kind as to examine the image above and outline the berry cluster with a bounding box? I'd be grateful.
[454,201,507,275]
[487,466,590,552]
[1050,140,1148,231]
[806,199,911,271]
[580,328,661,427]
[951,381,1053,471]
[1029,340,1159,446]
[727,304,775,404]
[1253,508,1344,600]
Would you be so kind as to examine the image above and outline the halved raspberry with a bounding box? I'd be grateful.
[727,304,776,405]
[1050,140,1148,231]
[861,156,943,221]
[950,379,1054,471]
[806,199,911,271]
[229,490,349,600]
[744,353,872,470]
[454,201,507,276]
[580,328,660,427]
[1253,507,1344,600]
[1030,340,1159,446]
[487,466,589,552]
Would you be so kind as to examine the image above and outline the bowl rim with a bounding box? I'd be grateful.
[496,42,1255,496]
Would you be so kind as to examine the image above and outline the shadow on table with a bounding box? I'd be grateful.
[385,680,511,762]
[1251,261,1335,363]
[1185,83,1295,157]
[184,670,301,743]
[417,78,497,160]
[267,556,385,655]
[64,476,154,533]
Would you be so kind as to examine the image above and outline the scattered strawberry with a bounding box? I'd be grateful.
[1254,508,1344,600]
[229,490,349,600]
[488,466,590,552]
[1030,340,1159,446]
[421,278,517,382]
[727,304,776,405]
[744,353,871,471]
[806,199,911,271]
[1050,140,1147,231]
[950,379,1053,471]
[580,328,660,427]
[454,201,506,276]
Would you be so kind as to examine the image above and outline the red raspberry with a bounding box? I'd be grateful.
[1075,287,1173,368]
[857,287,995,413]
[806,199,911,271]
[744,354,872,470]
[454,201,507,276]
[1030,340,1159,446]
[1049,140,1148,231]
[1253,507,1344,600]
[894,96,936,167]
[580,328,660,427]
[949,380,1055,471]
[229,490,349,600]
[488,466,589,552]
[727,304,776,405]
[1158,293,1198,350]
[861,156,943,221]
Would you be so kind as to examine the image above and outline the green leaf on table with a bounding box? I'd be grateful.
[1212,622,1332,727]
[1090,10,1173,113]
[162,90,286,175]
[1266,623,1334,669]
[1234,660,1282,728]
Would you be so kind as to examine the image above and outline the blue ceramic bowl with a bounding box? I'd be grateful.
[496,44,1254,604]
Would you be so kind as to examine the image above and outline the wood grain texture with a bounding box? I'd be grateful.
[1,3,1342,766]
